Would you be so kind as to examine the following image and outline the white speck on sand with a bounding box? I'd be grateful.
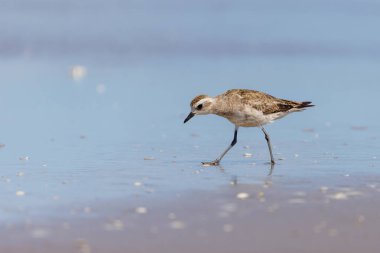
[236,192,250,200]
[135,207,148,214]
[30,228,50,238]
[16,190,25,196]
[133,181,142,187]
[170,220,186,230]
[329,192,348,200]
[367,184,377,189]
[104,219,124,231]
[70,65,87,81]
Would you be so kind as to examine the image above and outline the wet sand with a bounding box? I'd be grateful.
[1,130,379,253]
[1,171,380,253]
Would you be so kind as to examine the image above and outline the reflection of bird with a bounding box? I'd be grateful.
[184,89,314,166]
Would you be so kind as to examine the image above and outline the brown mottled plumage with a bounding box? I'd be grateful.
[184,88,314,166]
[220,89,312,115]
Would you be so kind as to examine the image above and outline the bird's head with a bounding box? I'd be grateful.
[184,95,214,123]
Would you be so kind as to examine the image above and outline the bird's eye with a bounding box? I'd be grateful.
[197,104,203,110]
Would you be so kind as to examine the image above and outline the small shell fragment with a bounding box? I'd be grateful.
[30,228,50,238]
[236,192,250,200]
[16,191,26,196]
[70,65,87,81]
[170,220,186,230]
[104,220,124,231]
[133,181,142,187]
[135,207,148,214]
[329,192,348,200]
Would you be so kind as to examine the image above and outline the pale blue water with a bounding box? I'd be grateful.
[0,0,379,223]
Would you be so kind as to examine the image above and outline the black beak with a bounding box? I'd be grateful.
[183,112,195,123]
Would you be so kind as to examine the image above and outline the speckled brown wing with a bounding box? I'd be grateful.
[260,98,301,115]
[224,89,310,115]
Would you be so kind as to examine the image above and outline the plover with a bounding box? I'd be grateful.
[184,89,314,166]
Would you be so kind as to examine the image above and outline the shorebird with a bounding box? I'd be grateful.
[184,89,314,166]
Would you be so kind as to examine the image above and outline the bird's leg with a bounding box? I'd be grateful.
[268,162,275,176]
[202,126,239,166]
[261,127,275,165]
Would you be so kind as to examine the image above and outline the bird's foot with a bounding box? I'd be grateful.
[201,160,220,166]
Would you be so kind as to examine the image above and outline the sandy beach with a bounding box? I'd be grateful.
[1,169,380,253]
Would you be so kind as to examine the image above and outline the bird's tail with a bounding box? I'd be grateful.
[288,101,314,113]
[297,101,314,109]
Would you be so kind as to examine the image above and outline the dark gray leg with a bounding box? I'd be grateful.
[261,127,275,165]
[202,126,239,166]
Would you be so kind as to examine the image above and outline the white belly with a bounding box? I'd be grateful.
[225,108,287,127]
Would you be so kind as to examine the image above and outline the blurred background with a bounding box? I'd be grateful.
[1,0,380,143]
[0,0,379,225]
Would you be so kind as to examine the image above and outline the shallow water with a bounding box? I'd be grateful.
[1,0,380,252]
